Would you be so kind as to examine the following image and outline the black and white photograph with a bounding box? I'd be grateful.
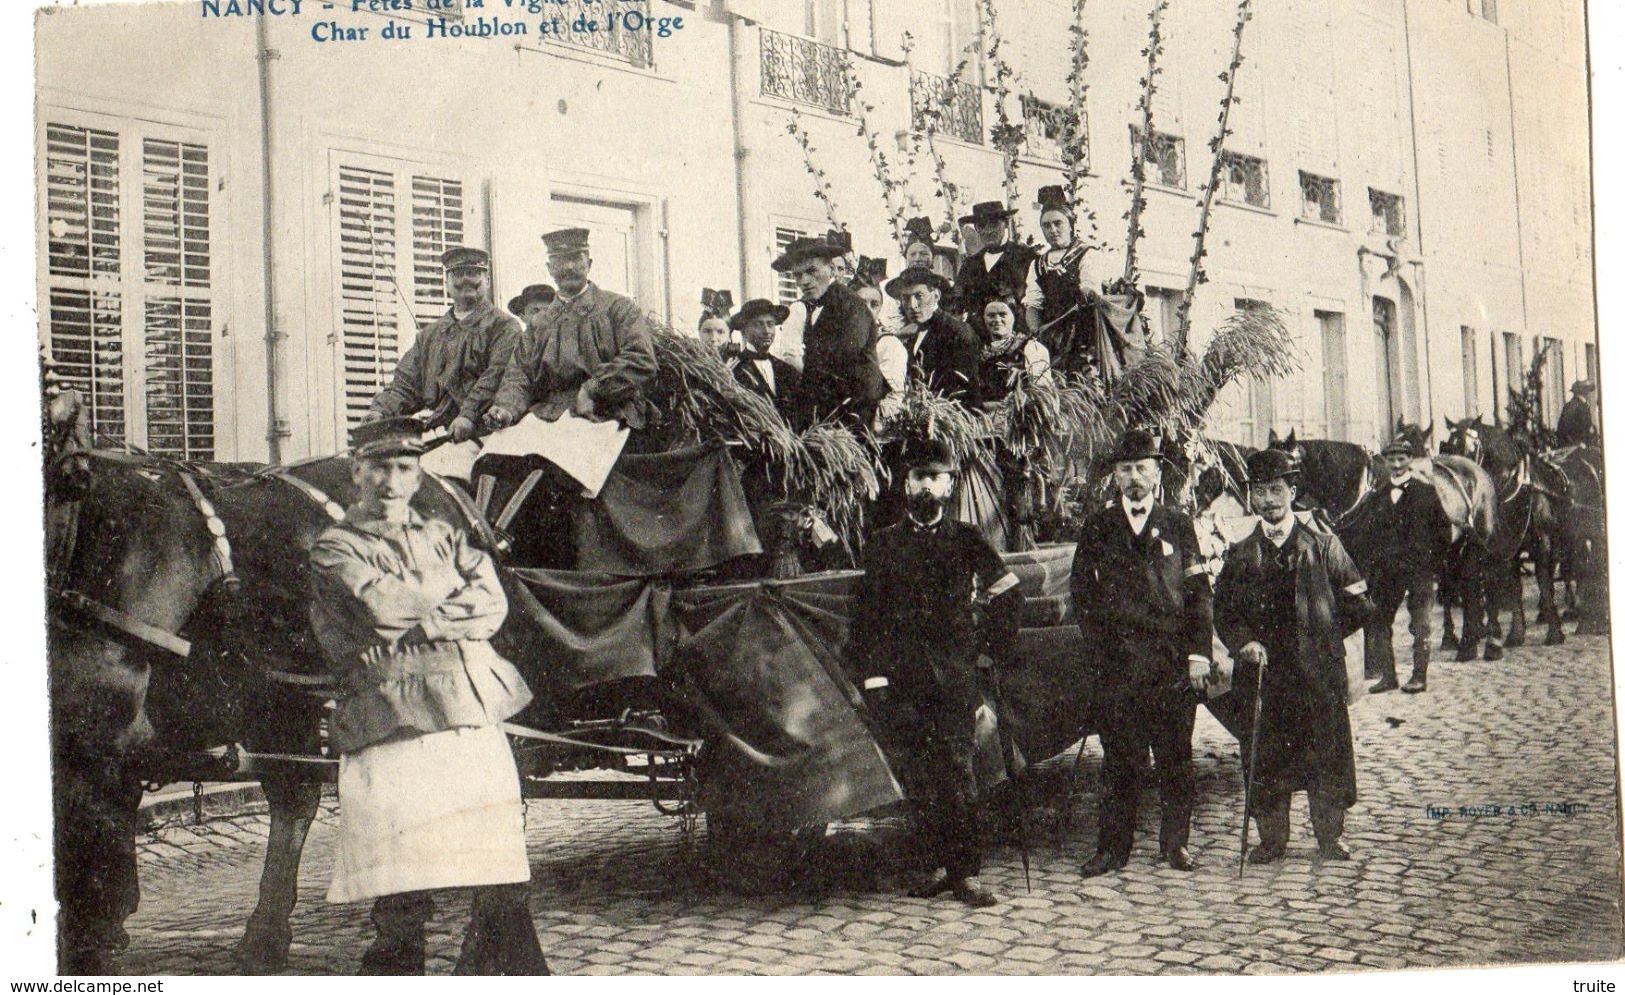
[15,0,1625,978]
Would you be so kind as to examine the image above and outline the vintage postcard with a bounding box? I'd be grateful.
[13,0,1625,980]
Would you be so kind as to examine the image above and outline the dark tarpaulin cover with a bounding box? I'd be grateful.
[573,444,762,577]
[498,568,672,695]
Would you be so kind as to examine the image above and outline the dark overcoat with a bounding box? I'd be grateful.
[796,280,885,426]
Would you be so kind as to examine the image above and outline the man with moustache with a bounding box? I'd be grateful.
[848,439,1023,908]
[368,247,522,443]
[772,235,885,428]
[727,297,801,414]
[954,201,1037,345]
[884,265,983,405]
[1071,429,1214,877]
[1214,448,1373,864]
[484,228,658,432]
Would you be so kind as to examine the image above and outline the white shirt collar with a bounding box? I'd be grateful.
[1120,495,1152,534]
[1390,472,1412,489]
[1261,517,1293,546]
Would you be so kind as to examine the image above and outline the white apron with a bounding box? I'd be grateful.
[327,724,530,904]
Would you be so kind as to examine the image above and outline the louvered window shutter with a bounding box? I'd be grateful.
[336,165,402,431]
[142,138,215,460]
[774,225,809,305]
[409,175,465,334]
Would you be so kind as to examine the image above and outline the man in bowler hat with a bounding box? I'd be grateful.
[728,298,801,412]
[884,265,983,404]
[1071,429,1214,876]
[954,200,1037,345]
[849,438,1023,907]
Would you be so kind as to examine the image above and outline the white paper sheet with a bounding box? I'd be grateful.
[475,412,630,499]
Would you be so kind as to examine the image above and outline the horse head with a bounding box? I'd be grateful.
[1393,418,1434,455]
[1441,416,1484,462]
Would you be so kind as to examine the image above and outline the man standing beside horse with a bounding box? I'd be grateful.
[1071,429,1214,877]
[310,416,548,975]
[1215,448,1373,863]
[1349,434,1453,694]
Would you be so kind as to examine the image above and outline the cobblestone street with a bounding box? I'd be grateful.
[115,604,1623,976]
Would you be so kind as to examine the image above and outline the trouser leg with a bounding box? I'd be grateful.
[1365,583,1406,682]
[915,707,982,881]
[1095,702,1147,859]
[1151,694,1198,854]
[1307,790,1347,848]
[1407,578,1437,680]
[455,883,549,976]
[1252,792,1291,849]
[361,892,433,976]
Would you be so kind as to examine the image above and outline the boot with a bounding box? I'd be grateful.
[1249,795,1290,864]
[454,884,550,976]
[1402,659,1428,694]
[1309,793,1351,860]
[360,892,432,976]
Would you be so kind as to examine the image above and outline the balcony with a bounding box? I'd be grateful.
[545,0,653,68]
[911,69,982,145]
[1021,93,1087,169]
[759,28,851,115]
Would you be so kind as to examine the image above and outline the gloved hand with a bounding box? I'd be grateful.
[1187,655,1212,694]
[1238,641,1268,668]
[450,416,477,443]
[483,406,515,430]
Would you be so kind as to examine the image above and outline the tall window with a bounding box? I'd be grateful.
[41,119,218,459]
[1234,298,1276,447]
[1369,189,1406,237]
[1021,94,1088,170]
[1143,287,1184,345]
[1460,326,1480,417]
[1540,337,1565,429]
[1219,152,1269,208]
[1299,171,1341,224]
[331,156,465,434]
[1318,310,1348,440]
[1129,125,1185,189]
[1502,331,1524,415]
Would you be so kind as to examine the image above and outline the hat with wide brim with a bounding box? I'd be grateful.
[729,298,790,330]
[1244,448,1302,485]
[959,201,1018,226]
[885,265,953,300]
[771,237,848,272]
[904,437,958,475]
[352,415,427,460]
[1106,428,1165,465]
[507,283,556,315]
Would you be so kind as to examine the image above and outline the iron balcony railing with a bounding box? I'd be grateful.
[911,69,982,145]
[759,27,852,115]
[545,0,653,68]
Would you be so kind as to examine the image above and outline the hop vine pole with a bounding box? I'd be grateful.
[905,34,975,243]
[893,33,929,224]
[1121,0,1170,287]
[786,109,843,228]
[1065,0,1098,246]
[843,54,911,249]
[978,0,1025,233]
[1170,0,1253,360]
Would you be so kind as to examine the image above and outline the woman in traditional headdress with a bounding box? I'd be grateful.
[1023,185,1099,374]
[697,288,736,355]
[978,299,1051,405]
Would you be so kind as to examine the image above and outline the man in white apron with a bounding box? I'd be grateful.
[310,415,547,975]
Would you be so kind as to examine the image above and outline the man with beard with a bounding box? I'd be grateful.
[1071,429,1214,877]
[368,247,522,442]
[1214,448,1373,864]
[848,439,1023,908]
[772,235,885,428]
[484,228,658,431]
[312,416,547,974]
[884,266,983,405]
[954,201,1037,345]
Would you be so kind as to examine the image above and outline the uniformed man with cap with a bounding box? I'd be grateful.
[1214,448,1374,864]
[884,265,983,404]
[1557,379,1598,448]
[485,228,658,430]
[367,247,522,443]
[848,438,1024,907]
[1347,433,1452,694]
[506,283,557,333]
[1071,428,1214,877]
[771,234,885,428]
[311,416,546,975]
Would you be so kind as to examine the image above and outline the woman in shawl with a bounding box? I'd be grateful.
[1023,186,1099,374]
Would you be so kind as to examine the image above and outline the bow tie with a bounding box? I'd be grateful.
[1264,524,1290,541]
[1126,504,1150,519]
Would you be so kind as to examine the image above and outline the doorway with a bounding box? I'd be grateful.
[1373,295,1400,436]
[549,195,641,300]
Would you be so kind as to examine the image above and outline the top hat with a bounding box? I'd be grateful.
[1572,379,1596,396]
[854,256,889,288]
[440,246,490,270]
[729,298,791,330]
[959,200,1018,226]
[771,236,847,272]
[541,227,591,255]
[1106,428,1164,465]
[885,265,953,300]
[507,283,556,315]
[904,437,958,475]
[351,415,427,460]
[1034,185,1070,213]
[1244,448,1302,485]
[700,288,736,319]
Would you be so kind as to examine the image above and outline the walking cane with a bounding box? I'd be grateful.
[1239,649,1268,878]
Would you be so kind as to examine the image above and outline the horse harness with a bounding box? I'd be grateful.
[47,450,240,661]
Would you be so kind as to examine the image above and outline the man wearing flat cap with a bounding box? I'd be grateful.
[506,284,556,333]
[1557,379,1599,448]
[885,266,983,405]
[954,201,1037,346]
[1070,429,1214,877]
[728,298,800,412]
[772,235,885,428]
[1343,433,1451,694]
[368,246,522,443]
[486,227,658,431]
[848,438,1023,908]
[1215,448,1373,865]
[312,415,547,974]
